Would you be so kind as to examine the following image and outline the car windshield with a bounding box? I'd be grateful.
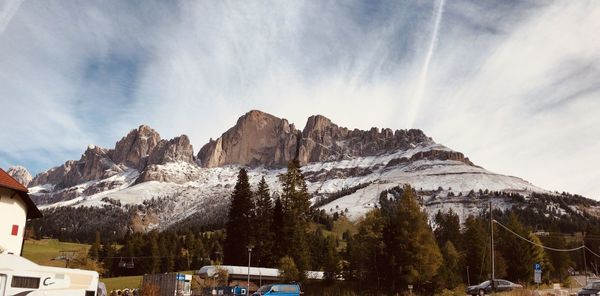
[257,285,273,292]
[479,280,491,287]
[584,282,600,290]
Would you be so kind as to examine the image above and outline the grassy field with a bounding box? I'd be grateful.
[102,275,143,292]
[21,238,91,267]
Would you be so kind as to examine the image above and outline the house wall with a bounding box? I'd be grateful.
[0,187,27,255]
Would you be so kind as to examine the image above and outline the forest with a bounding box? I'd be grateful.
[29,161,600,294]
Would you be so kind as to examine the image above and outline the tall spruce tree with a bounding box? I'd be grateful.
[382,184,442,291]
[224,168,254,265]
[253,176,275,267]
[279,160,311,276]
[272,196,285,263]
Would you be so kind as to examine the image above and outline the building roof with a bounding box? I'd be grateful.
[0,168,28,192]
[0,168,42,219]
[197,265,324,280]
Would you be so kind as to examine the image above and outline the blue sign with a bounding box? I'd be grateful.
[176,274,185,281]
[534,263,542,271]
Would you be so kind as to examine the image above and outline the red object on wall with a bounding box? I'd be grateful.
[11,224,19,236]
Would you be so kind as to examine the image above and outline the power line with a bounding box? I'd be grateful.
[492,219,584,252]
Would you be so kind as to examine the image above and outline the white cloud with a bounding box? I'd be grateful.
[0,0,598,199]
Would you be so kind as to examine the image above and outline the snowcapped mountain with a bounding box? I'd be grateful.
[24,110,572,230]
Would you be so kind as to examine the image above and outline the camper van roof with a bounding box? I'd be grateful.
[0,253,99,276]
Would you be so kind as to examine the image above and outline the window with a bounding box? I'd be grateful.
[85,290,96,296]
[11,276,40,289]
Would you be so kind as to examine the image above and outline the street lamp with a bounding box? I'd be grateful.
[247,245,254,296]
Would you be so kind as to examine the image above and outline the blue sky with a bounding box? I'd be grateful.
[0,0,599,199]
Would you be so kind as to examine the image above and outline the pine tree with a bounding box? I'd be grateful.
[462,216,489,283]
[88,231,101,260]
[223,168,254,265]
[253,176,275,267]
[497,214,532,282]
[271,196,285,263]
[382,184,442,291]
[279,160,311,276]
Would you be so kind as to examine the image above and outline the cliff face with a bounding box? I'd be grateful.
[198,111,439,168]
[197,110,299,167]
[6,166,33,187]
[298,115,433,164]
[30,125,195,188]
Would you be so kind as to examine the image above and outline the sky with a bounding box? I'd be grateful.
[0,0,598,199]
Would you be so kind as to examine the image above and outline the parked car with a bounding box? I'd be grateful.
[466,279,523,296]
[252,283,301,296]
[577,280,600,296]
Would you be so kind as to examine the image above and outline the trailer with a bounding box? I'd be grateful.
[142,273,192,296]
[0,253,101,296]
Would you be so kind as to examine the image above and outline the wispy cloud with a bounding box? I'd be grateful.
[0,0,598,199]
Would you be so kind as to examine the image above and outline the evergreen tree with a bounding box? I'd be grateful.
[88,231,101,260]
[279,160,311,275]
[463,216,489,283]
[271,196,285,263]
[497,213,532,282]
[382,184,442,291]
[224,168,254,265]
[253,176,275,267]
[434,210,462,250]
[529,232,554,283]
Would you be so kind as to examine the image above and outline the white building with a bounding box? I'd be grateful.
[0,168,42,255]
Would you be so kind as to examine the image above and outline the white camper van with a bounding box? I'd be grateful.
[0,253,100,296]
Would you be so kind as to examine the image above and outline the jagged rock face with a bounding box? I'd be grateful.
[198,111,436,167]
[197,110,299,167]
[148,135,194,166]
[31,145,123,189]
[298,115,433,163]
[7,166,33,187]
[30,125,194,188]
[112,125,161,170]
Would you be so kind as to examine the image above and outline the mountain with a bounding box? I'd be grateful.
[23,110,596,233]
[7,165,33,187]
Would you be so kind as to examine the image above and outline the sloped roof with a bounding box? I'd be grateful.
[0,168,28,192]
[0,168,42,219]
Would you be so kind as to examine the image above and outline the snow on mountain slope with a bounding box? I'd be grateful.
[30,143,549,230]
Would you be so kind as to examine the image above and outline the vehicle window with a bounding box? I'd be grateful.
[593,283,600,290]
[11,276,40,289]
[277,285,297,292]
[501,280,510,286]
[257,285,273,292]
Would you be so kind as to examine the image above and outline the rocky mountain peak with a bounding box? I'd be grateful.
[197,110,441,168]
[197,110,299,168]
[112,125,161,170]
[6,165,33,187]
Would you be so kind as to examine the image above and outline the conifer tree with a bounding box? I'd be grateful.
[279,160,311,276]
[223,168,254,265]
[271,196,284,263]
[253,176,274,266]
[382,184,442,290]
[88,231,101,260]
[462,216,489,283]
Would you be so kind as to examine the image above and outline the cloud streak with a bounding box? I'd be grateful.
[0,0,598,199]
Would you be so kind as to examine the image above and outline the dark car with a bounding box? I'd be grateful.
[577,280,600,296]
[466,279,523,296]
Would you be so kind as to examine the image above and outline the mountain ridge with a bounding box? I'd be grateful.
[7,109,581,231]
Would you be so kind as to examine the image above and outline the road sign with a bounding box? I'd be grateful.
[176,274,185,281]
[534,270,542,284]
[534,263,542,271]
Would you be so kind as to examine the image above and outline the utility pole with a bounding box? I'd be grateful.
[490,201,495,295]
[247,245,254,296]
[583,234,588,285]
